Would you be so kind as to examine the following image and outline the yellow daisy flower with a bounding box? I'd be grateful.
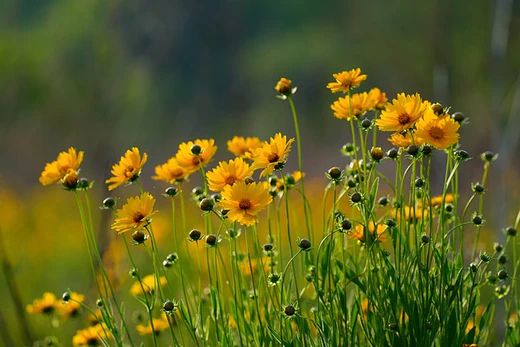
[136,316,170,336]
[39,147,84,186]
[274,77,294,96]
[327,68,367,93]
[58,292,85,317]
[153,157,189,183]
[227,136,262,157]
[72,324,111,346]
[331,92,372,120]
[375,93,428,132]
[415,111,460,149]
[26,292,58,315]
[251,133,294,177]
[111,193,156,234]
[388,132,414,148]
[130,274,167,296]
[175,139,217,173]
[238,256,271,276]
[396,206,427,222]
[430,193,455,208]
[220,181,272,226]
[106,147,148,191]
[368,87,388,110]
[206,158,253,192]
[350,223,387,244]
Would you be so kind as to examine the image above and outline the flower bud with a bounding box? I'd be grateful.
[166,253,178,263]
[163,259,173,268]
[132,230,147,244]
[165,187,178,197]
[406,145,419,157]
[96,299,103,307]
[129,268,138,278]
[481,151,497,162]
[498,269,508,280]
[350,192,362,203]
[452,112,465,123]
[378,196,389,206]
[370,147,384,162]
[414,178,424,188]
[274,77,293,96]
[200,197,214,211]
[102,197,115,209]
[494,242,503,253]
[455,150,470,161]
[498,254,507,265]
[284,305,296,316]
[263,243,273,252]
[62,291,71,302]
[189,229,202,241]
[421,145,433,156]
[431,103,443,115]
[472,183,484,194]
[206,234,217,247]
[327,167,342,180]
[361,118,372,129]
[421,234,430,244]
[472,215,483,226]
[298,239,311,251]
[480,252,491,263]
[506,227,517,237]
[386,219,396,228]
[163,300,175,313]
[341,219,352,231]
[211,193,222,202]
[469,262,478,273]
[192,186,204,196]
[387,148,398,159]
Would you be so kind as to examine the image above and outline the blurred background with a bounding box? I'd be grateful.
[1,0,519,345]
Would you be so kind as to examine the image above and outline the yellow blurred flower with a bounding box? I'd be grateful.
[388,132,414,148]
[39,147,84,186]
[72,324,111,346]
[327,68,367,93]
[350,223,387,243]
[376,93,428,132]
[274,77,294,96]
[251,133,294,177]
[415,111,460,149]
[397,206,427,221]
[368,87,388,110]
[238,256,271,276]
[111,193,156,234]
[331,92,372,120]
[106,147,148,191]
[227,136,262,157]
[175,139,217,173]
[430,194,455,208]
[26,292,57,315]
[136,316,170,336]
[220,181,272,226]
[206,158,253,192]
[130,274,167,296]
[58,292,85,317]
[153,157,189,183]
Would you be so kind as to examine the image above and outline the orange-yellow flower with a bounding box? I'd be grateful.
[58,292,85,317]
[130,274,167,296]
[415,111,460,149]
[327,68,367,93]
[153,157,189,183]
[106,147,148,191]
[368,87,388,110]
[376,93,428,132]
[206,158,253,192]
[227,136,262,157]
[331,92,372,120]
[250,133,294,177]
[39,147,84,186]
[136,316,170,336]
[220,181,272,226]
[175,139,217,173]
[350,223,387,244]
[430,194,455,208]
[111,193,156,234]
[388,133,415,148]
[26,292,58,315]
[274,77,294,96]
[72,324,111,346]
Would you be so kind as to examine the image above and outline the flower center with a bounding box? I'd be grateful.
[239,199,252,210]
[170,168,184,178]
[267,153,279,163]
[428,126,444,140]
[192,156,202,165]
[225,176,236,185]
[398,114,410,125]
[125,166,135,178]
[86,337,99,345]
[133,212,145,223]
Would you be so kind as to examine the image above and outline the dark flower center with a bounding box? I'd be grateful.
[225,176,236,185]
[398,114,410,125]
[428,126,444,140]
[239,199,252,210]
[267,153,280,163]
[133,212,145,223]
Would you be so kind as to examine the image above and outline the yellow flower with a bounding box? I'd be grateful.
[415,111,460,149]
[238,256,271,276]
[130,274,167,296]
[397,206,427,221]
[376,93,428,132]
[227,136,262,157]
[136,316,170,336]
[331,92,372,120]
[251,133,294,177]
[274,77,294,96]
[72,324,111,346]
[350,223,387,243]
[220,181,272,226]
[388,132,414,148]
[111,193,156,234]
[368,87,388,110]
[27,292,58,315]
[58,292,85,317]
[39,147,84,186]
[206,158,253,192]
[327,68,367,93]
[153,157,189,183]
[430,194,455,208]
[106,147,148,191]
[175,139,217,173]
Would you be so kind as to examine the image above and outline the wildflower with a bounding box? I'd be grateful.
[327,167,343,180]
[350,223,387,243]
[105,147,147,191]
[388,132,414,148]
[327,68,367,93]
[130,275,167,296]
[58,292,85,317]
[26,292,57,315]
[111,193,156,234]
[175,139,217,173]
[227,136,262,157]
[153,157,189,183]
[251,133,294,177]
[375,93,428,132]
[415,111,460,149]
[239,257,271,276]
[136,316,170,336]
[162,300,176,314]
[220,181,272,226]
[39,147,84,186]
[206,158,253,192]
[368,87,388,110]
[430,194,455,208]
[331,92,372,120]
[72,324,111,346]
[274,77,294,96]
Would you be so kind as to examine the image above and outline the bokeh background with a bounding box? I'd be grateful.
[1,0,519,345]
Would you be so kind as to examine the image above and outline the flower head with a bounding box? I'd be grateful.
[206,158,253,192]
[26,292,58,315]
[58,292,85,317]
[368,88,388,110]
[175,139,217,173]
[251,133,294,177]
[227,136,262,157]
[415,111,460,149]
[72,324,111,346]
[388,132,415,148]
[220,181,272,226]
[111,193,156,234]
[376,93,428,132]
[153,157,189,183]
[136,315,170,336]
[274,77,294,96]
[327,68,367,93]
[39,147,84,186]
[106,147,148,191]
[130,274,167,296]
[331,92,372,120]
[350,223,387,244]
